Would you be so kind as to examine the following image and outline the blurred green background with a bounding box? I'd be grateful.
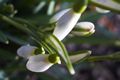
[0,0,120,80]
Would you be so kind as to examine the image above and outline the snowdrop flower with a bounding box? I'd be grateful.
[72,22,95,36]
[17,44,91,73]
[96,7,110,13]
[51,0,88,41]
[26,54,61,72]
[17,44,37,59]
[53,9,81,41]
[17,45,61,72]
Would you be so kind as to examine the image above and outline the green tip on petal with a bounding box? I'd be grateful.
[73,0,88,13]
[48,54,61,64]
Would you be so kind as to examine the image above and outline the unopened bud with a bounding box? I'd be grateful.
[72,22,95,36]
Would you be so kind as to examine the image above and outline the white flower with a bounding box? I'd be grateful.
[17,45,61,72]
[53,8,81,41]
[72,22,95,36]
[96,7,110,13]
[26,54,61,72]
[17,44,37,59]
[17,45,91,73]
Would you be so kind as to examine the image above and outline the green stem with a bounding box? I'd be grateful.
[0,14,55,54]
[0,14,30,33]
[84,52,120,62]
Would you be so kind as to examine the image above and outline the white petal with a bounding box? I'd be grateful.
[70,51,91,63]
[96,7,110,13]
[49,8,70,23]
[26,54,53,72]
[53,9,81,41]
[17,45,37,59]
[75,22,95,31]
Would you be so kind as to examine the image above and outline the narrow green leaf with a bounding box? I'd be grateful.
[47,34,75,75]
[6,34,27,45]
[0,14,30,33]
[0,31,9,44]
[0,49,15,60]
[90,0,120,13]
[112,0,120,4]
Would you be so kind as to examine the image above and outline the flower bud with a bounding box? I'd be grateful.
[72,22,95,36]
[70,50,91,63]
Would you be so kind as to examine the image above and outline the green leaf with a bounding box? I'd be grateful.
[0,14,30,33]
[0,49,15,60]
[90,0,120,13]
[113,0,120,4]
[0,31,9,44]
[6,34,27,45]
[47,35,75,75]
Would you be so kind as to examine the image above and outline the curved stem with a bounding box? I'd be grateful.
[84,52,120,62]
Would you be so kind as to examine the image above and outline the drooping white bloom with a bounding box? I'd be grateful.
[72,22,95,36]
[96,7,110,13]
[26,54,53,72]
[50,9,70,23]
[17,44,37,59]
[17,45,61,72]
[53,9,81,41]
